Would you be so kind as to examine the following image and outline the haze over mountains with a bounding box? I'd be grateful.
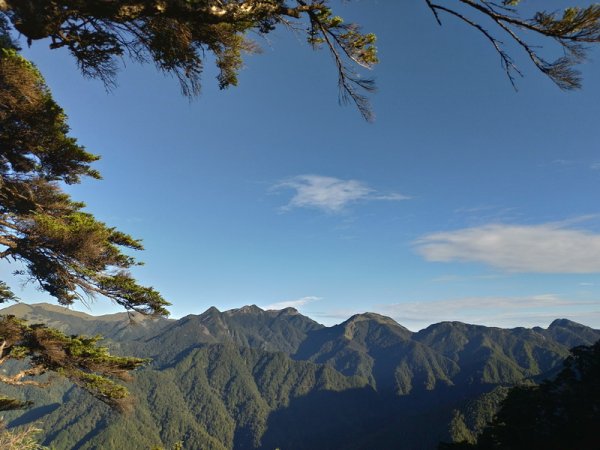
[1,303,598,449]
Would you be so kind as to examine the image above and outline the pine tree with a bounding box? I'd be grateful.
[424,0,600,90]
[0,18,169,317]
[0,315,148,411]
[0,0,378,119]
[0,19,166,411]
[2,2,600,121]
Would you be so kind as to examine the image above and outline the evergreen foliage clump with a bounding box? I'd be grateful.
[0,0,379,119]
[0,18,169,317]
[0,422,48,450]
[0,17,167,413]
[0,315,148,410]
[3,1,600,120]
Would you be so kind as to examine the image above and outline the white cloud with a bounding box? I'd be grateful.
[552,159,576,166]
[550,159,600,172]
[415,222,600,273]
[432,274,503,283]
[273,175,409,213]
[264,296,321,310]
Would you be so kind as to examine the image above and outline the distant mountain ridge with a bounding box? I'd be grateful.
[0,302,174,340]
[0,303,598,449]
[143,304,323,363]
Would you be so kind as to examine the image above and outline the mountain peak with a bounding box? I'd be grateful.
[344,312,402,327]
[338,312,412,342]
[225,305,264,315]
[549,318,586,330]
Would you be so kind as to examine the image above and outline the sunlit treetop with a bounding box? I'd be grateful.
[0,21,170,317]
[2,1,600,120]
[0,0,379,119]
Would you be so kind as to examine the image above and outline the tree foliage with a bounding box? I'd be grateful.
[0,18,166,412]
[1,2,600,121]
[0,315,148,410]
[0,0,599,436]
[0,0,378,119]
[441,339,600,449]
[0,422,48,450]
[0,20,169,317]
[479,340,600,449]
[424,0,600,90]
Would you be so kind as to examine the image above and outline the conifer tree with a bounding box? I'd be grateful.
[0,21,169,317]
[0,315,148,411]
[0,19,165,410]
[2,1,600,121]
[423,0,600,90]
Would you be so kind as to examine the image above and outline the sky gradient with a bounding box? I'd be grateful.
[7,0,600,330]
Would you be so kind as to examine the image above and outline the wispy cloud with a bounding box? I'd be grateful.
[549,159,600,172]
[415,221,600,273]
[273,175,409,213]
[264,296,321,310]
[432,274,504,283]
[452,205,522,226]
[551,159,577,166]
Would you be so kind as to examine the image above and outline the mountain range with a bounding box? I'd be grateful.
[1,303,598,449]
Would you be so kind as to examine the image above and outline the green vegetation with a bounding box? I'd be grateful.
[0,315,149,410]
[0,19,168,413]
[141,306,322,366]
[0,423,48,450]
[445,386,511,444]
[2,303,598,449]
[0,22,169,317]
[0,0,379,119]
[3,1,600,120]
[2,1,600,447]
[440,340,600,449]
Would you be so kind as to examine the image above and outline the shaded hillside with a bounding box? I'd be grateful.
[541,318,600,347]
[441,340,600,449]
[11,344,368,450]
[443,386,511,444]
[414,322,577,384]
[1,303,598,449]
[294,313,458,393]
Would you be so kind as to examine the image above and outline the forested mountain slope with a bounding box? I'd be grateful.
[1,303,598,449]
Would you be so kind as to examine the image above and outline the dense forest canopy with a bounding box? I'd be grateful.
[440,340,600,449]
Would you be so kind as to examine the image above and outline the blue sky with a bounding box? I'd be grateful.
[7,0,600,330]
